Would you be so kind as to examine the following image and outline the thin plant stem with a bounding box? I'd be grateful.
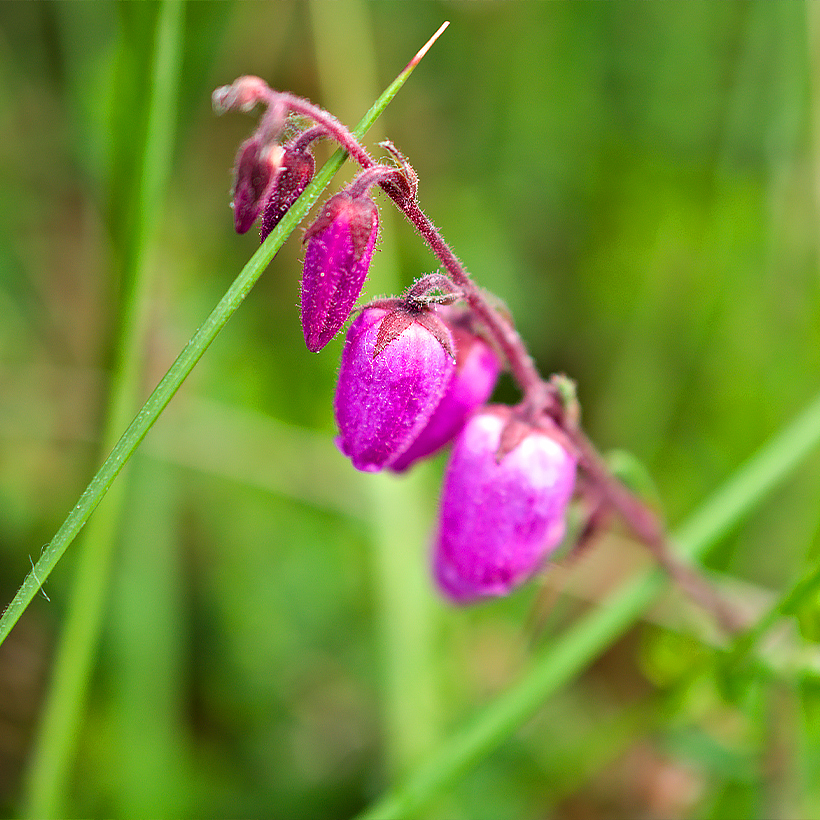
[246,82,740,630]
[354,388,820,820]
[0,21,442,648]
[25,4,186,815]
[569,428,747,634]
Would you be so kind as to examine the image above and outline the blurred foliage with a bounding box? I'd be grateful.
[0,1,819,818]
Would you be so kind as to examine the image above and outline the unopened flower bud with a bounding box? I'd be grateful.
[334,306,456,472]
[301,193,379,352]
[390,312,501,472]
[433,407,577,604]
[260,146,315,242]
[232,138,284,234]
[212,75,270,113]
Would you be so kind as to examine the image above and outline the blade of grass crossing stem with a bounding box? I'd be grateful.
[0,21,445,649]
[355,389,820,820]
[14,20,446,817]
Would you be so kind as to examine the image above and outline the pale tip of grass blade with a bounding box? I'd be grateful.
[404,21,449,73]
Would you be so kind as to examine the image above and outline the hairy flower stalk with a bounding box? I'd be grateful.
[214,75,744,627]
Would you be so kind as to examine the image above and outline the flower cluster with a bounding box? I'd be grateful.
[215,76,578,605]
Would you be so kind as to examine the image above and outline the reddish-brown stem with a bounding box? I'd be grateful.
[290,125,325,154]
[397,200,545,399]
[262,85,744,634]
[347,165,403,199]
[568,427,746,633]
[269,91,377,171]
[406,273,461,302]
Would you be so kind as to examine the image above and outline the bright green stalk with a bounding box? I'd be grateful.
[6,25,443,812]
[0,13,432,653]
[356,389,820,820]
[25,4,186,816]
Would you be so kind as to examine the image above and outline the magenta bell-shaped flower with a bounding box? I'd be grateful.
[301,192,379,353]
[334,306,456,472]
[433,407,577,604]
[390,313,501,472]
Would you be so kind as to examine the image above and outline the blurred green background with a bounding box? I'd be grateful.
[1,2,820,818]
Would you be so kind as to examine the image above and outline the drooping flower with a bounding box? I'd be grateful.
[260,144,315,242]
[334,305,456,472]
[433,407,577,604]
[390,309,501,472]
[301,192,379,352]
[231,137,283,234]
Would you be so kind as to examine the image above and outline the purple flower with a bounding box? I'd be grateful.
[433,407,577,604]
[232,138,283,234]
[260,145,315,242]
[301,192,379,353]
[334,306,456,472]
[390,313,501,472]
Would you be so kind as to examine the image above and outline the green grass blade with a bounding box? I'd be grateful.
[24,3,186,815]
[0,21,437,650]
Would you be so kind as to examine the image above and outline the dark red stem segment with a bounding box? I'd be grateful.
[569,427,747,634]
[265,87,744,633]
[396,199,545,402]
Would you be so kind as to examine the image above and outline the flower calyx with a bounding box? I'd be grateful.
[365,296,456,361]
[378,139,419,202]
[496,403,578,466]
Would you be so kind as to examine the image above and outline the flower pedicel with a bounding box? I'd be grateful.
[213,70,737,627]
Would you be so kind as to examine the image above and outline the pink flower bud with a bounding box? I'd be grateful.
[260,146,315,242]
[301,193,379,353]
[212,75,270,113]
[334,306,456,472]
[390,314,501,472]
[232,138,283,234]
[433,407,576,604]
